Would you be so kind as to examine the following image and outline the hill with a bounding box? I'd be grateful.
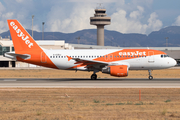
[1,26,180,47]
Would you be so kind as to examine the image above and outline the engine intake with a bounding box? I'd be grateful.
[102,65,128,77]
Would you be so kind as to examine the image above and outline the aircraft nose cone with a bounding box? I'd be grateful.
[171,58,177,67]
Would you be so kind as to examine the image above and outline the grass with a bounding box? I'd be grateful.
[106,103,114,105]
[36,111,42,116]
[135,101,143,105]
[0,69,180,78]
[126,101,133,105]
[93,99,100,103]
[165,99,171,103]
[162,109,167,116]
[0,88,180,119]
[116,102,125,105]
[149,102,154,105]
[22,100,27,103]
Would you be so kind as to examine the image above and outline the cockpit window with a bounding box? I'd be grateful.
[161,54,169,58]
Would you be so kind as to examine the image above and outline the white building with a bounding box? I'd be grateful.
[0,37,73,67]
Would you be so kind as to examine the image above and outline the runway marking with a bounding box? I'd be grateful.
[3,79,17,81]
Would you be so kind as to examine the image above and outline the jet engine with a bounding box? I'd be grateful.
[102,65,128,77]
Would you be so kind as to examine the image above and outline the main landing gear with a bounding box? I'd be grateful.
[148,70,153,80]
[91,74,97,80]
[91,70,98,80]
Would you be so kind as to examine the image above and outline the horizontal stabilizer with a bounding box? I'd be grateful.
[4,52,31,60]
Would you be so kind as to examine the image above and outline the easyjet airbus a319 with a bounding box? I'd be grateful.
[4,20,177,80]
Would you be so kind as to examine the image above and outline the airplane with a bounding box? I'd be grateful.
[4,20,177,80]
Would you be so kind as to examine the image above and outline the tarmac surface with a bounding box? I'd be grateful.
[0,78,180,88]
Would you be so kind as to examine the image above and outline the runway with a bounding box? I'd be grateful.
[0,78,180,88]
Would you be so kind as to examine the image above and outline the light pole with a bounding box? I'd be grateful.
[32,15,34,38]
[76,37,80,44]
[42,22,45,40]
[165,37,169,47]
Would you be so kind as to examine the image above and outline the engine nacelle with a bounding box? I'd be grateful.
[102,65,128,77]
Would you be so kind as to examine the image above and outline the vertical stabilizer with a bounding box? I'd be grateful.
[7,20,41,52]
[7,20,58,69]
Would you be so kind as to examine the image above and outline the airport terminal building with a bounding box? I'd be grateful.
[0,37,73,67]
[0,37,180,68]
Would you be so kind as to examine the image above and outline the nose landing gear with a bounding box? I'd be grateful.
[148,70,153,80]
[91,70,98,80]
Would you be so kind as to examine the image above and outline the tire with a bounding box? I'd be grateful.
[91,74,97,80]
[149,76,153,80]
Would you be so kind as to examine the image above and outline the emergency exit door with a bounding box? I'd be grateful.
[148,51,154,63]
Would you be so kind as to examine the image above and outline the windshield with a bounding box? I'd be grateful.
[161,54,169,58]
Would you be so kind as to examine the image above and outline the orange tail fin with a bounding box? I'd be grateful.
[7,20,58,69]
[7,20,41,52]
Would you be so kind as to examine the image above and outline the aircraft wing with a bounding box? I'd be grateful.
[66,55,130,71]
[67,55,116,70]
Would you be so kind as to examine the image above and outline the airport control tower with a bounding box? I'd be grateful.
[90,8,111,46]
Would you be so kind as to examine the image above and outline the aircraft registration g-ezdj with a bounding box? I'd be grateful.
[4,20,177,80]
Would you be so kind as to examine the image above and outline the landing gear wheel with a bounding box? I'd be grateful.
[149,76,153,80]
[148,70,153,80]
[91,74,97,80]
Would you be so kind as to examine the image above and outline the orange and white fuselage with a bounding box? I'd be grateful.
[5,20,177,80]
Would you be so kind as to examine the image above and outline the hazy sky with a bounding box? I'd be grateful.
[0,0,180,35]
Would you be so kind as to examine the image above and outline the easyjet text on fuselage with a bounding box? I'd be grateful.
[119,51,146,56]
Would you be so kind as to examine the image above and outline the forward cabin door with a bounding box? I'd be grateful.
[41,52,47,63]
[148,51,154,63]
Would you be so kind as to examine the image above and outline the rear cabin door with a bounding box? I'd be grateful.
[41,52,47,63]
